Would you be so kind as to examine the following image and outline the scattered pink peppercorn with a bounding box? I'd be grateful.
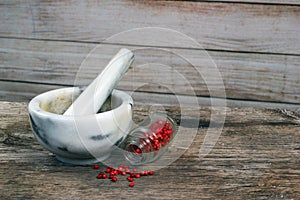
[97,173,107,179]
[97,174,102,179]
[135,174,140,178]
[95,165,154,187]
[118,167,123,171]
[149,170,154,175]
[141,171,148,176]
[129,182,135,187]
[111,177,117,182]
[127,177,134,182]
[102,174,107,179]
[93,164,99,169]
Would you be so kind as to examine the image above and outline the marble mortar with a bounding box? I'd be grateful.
[28,87,133,165]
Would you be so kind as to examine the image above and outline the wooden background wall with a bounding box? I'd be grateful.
[0,0,299,107]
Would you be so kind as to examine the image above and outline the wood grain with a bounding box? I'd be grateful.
[1,38,300,104]
[0,102,299,199]
[1,80,300,112]
[0,0,299,54]
[0,80,63,102]
[199,0,300,5]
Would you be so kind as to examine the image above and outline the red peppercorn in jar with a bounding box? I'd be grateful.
[122,112,177,165]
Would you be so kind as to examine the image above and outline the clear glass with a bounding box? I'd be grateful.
[122,112,177,165]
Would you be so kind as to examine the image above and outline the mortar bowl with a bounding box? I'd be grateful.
[28,87,133,165]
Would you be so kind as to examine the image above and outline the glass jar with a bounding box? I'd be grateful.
[122,112,178,165]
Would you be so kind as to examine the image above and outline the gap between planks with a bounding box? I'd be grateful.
[1,36,300,57]
[0,80,299,111]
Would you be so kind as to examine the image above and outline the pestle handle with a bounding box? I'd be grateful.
[64,48,134,116]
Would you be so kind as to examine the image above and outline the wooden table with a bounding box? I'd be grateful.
[0,102,299,199]
[1,0,300,199]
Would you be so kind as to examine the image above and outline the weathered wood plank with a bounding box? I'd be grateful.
[202,0,300,5]
[1,39,299,104]
[1,80,300,112]
[0,1,299,54]
[0,102,299,199]
[0,80,63,102]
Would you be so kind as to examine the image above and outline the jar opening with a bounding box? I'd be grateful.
[122,113,178,165]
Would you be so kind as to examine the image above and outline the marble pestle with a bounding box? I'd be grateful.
[64,48,134,116]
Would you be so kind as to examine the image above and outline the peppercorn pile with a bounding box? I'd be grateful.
[93,164,154,187]
[129,120,174,155]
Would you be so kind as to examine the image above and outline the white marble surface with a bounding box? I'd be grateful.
[64,48,134,116]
